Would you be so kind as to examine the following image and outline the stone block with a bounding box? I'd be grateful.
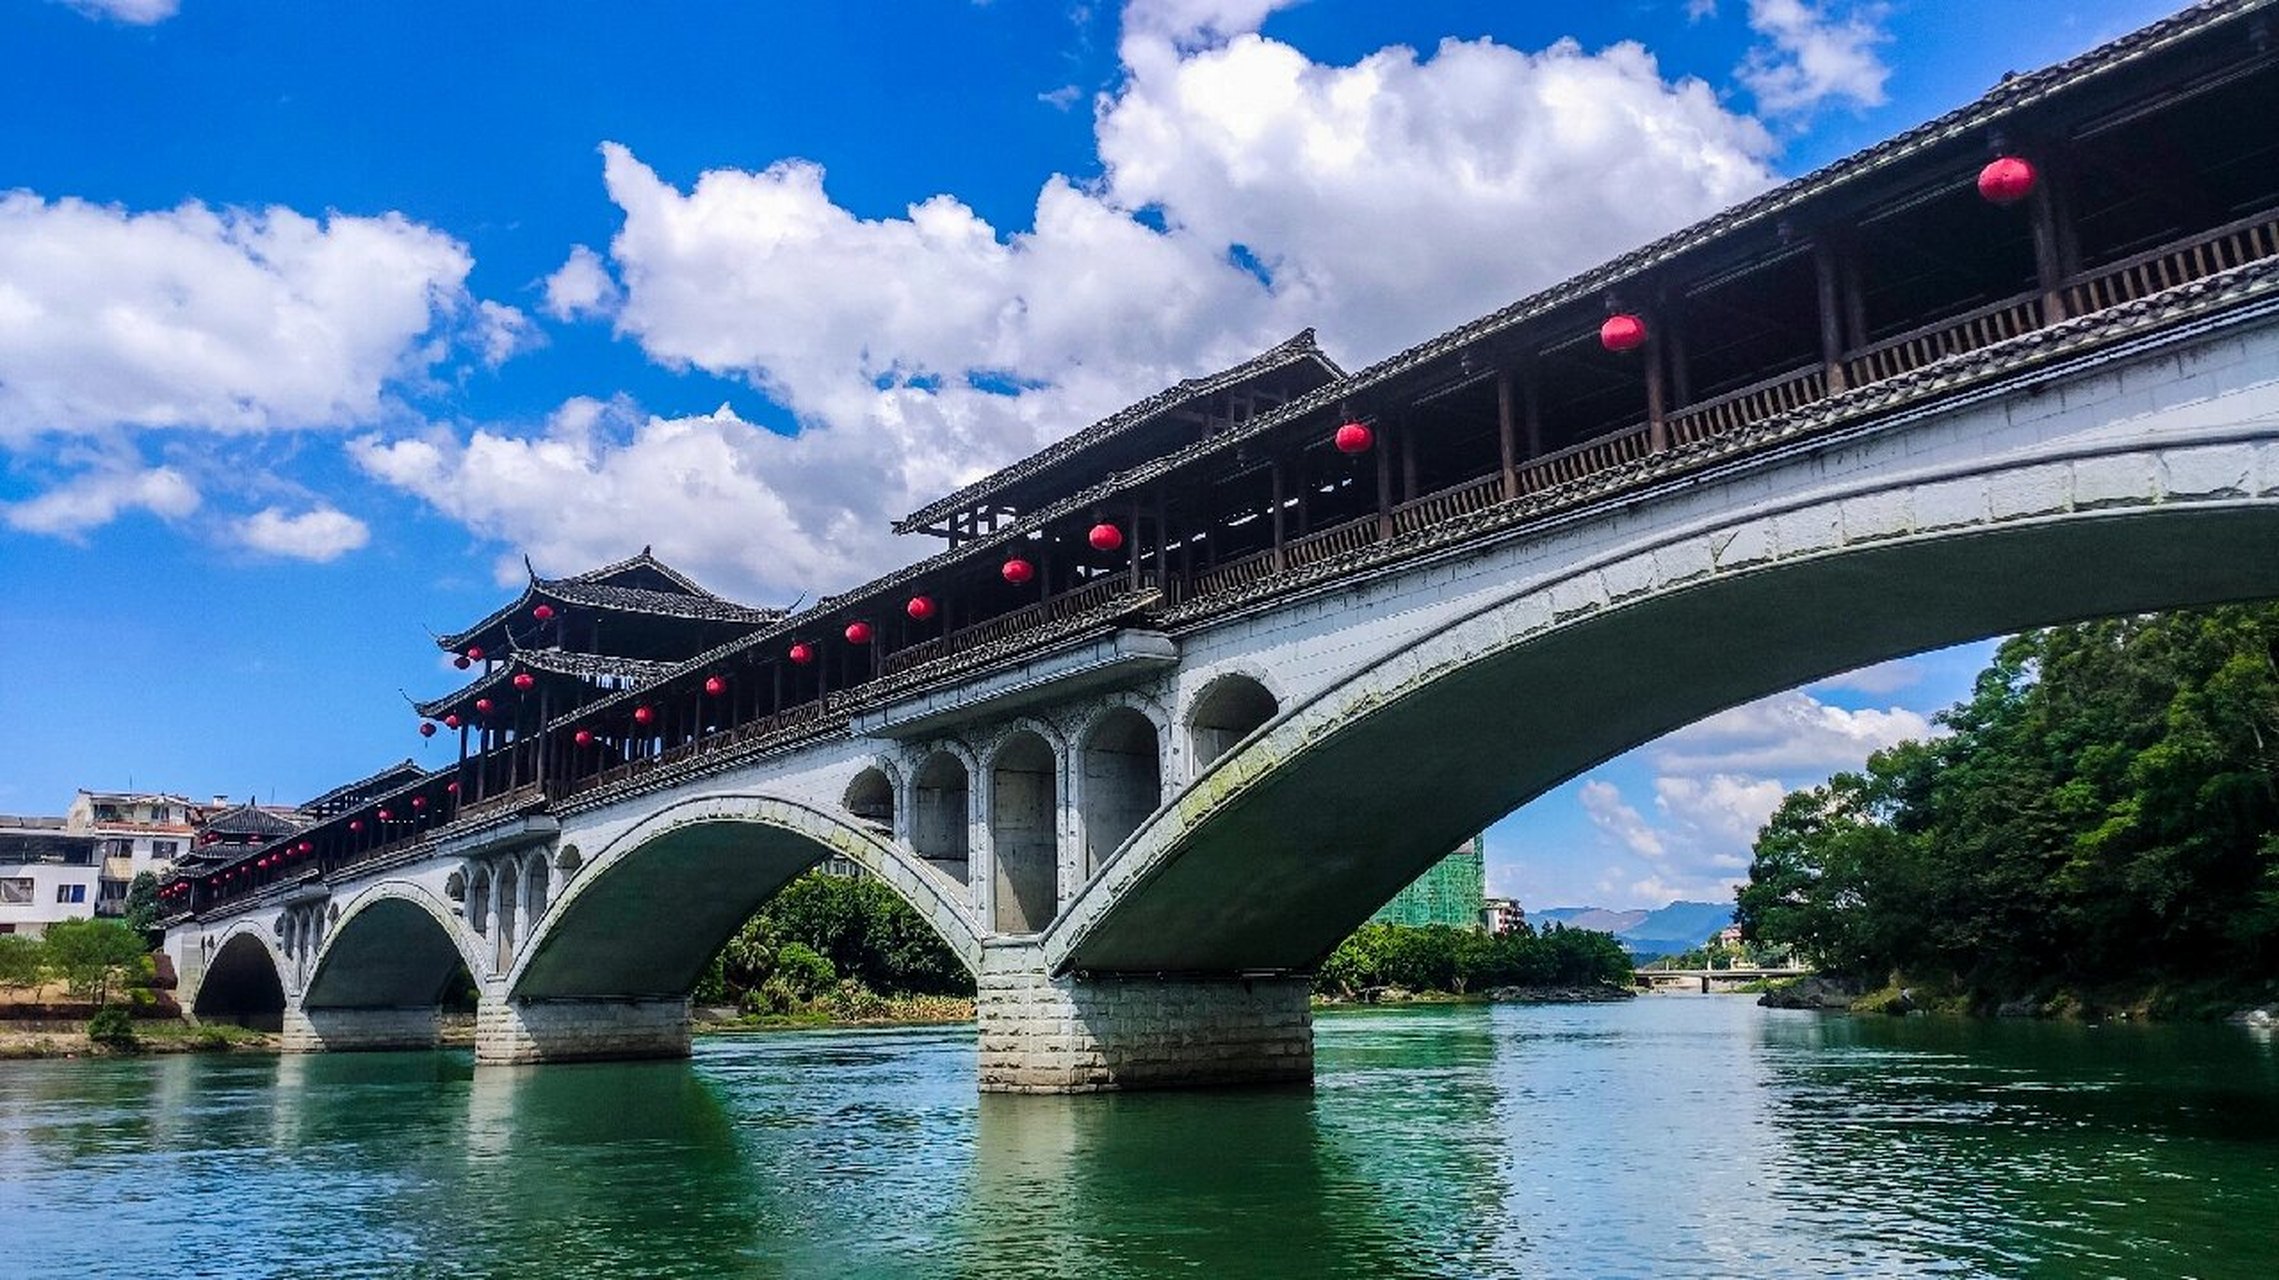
[2161,445,2257,500]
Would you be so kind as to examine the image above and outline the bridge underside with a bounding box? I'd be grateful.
[1062,502,2279,976]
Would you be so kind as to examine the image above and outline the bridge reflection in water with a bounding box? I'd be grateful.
[164,1,2279,1090]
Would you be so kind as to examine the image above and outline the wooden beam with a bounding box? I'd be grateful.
[1813,234,1850,392]
[1496,369,1519,500]
[1645,316,1670,454]
[1270,458,1287,572]
[2029,155,2070,323]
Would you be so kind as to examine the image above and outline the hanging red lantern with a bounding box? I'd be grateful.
[789,642,816,665]
[1002,557,1035,585]
[453,655,472,670]
[845,620,874,645]
[512,672,536,691]
[1088,522,1124,552]
[411,795,427,811]
[298,840,313,854]
[574,728,594,747]
[533,603,555,622]
[444,714,462,730]
[474,698,494,715]
[446,781,459,795]
[704,675,727,697]
[349,819,363,832]
[1334,422,1374,454]
[378,808,393,821]
[1977,155,2037,206]
[419,721,437,738]
[633,705,656,727]
[906,595,936,621]
[1600,313,1648,353]
[467,646,484,661]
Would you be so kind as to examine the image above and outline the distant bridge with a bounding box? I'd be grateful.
[1639,966,1815,993]
[164,2,2279,1091]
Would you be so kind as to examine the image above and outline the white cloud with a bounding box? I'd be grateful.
[1580,779,1666,860]
[1653,773,1788,852]
[2,461,198,536]
[1122,0,1290,46]
[472,301,542,368]
[0,192,477,444]
[1808,656,1923,697]
[541,244,620,321]
[1654,689,1930,777]
[234,505,370,562]
[56,0,178,24]
[1737,0,1891,118]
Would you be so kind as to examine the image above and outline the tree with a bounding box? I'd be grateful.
[122,871,162,944]
[41,918,151,1007]
[0,934,44,990]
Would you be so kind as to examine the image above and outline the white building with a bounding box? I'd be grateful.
[65,790,194,918]
[0,817,102,937]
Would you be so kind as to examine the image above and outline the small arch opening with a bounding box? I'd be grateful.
[845,767,896,829]
[193,933,285,1032]
[1189,675,1279,770]
[913,751,971,883]
[1082,708,1161,878]
[495,859,520,973]
[466,866,492,937]
[991,731,1060,934]
[526,855,551,927]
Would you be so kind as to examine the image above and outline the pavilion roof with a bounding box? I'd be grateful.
[893,329,1344,536]
[436,550,781,652]
[413,649,678,719]
[192,802,303,840]
[301,759,426,817]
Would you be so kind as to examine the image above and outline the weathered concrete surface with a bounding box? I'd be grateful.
[474,996,692,1065]
[282,1004,441,1053]
[976,946,1311,1092]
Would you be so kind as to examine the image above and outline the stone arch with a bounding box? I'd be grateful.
[989,727,1061,935]
[507,794,984,1001]
[909,746,974,883]
[1048,434,2279,975]
[192,926,287,1030]
[524,850,551,928]
[844,764,897,830]
[494,858,521,973]
[1078,704,1163,881]
[465,862,492,937]
[303,883,486,1008]
[1185,671,1280,773]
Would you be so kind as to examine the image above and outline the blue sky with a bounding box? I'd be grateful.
[0,0,2179,908]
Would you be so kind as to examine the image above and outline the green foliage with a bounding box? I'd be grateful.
[41,918,152,1006]
[86,1005,138,1050]
[0,934,45,989]
[1314,922,1632,997]
[699,871,976,1014]
[1737,604,2279,1003]
[122,872,162,945]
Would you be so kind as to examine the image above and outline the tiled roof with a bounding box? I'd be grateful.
[193,803,303,839]
[436,552,782,651]
[301,759,425,815]
[414,650,678,718]
[894,330,1345,534]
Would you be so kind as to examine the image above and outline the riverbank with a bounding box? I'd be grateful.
[1757,973,2279,1023]
[693,994,976,1034]
[1316,982,1635,1009]
[0,1020,276,1060]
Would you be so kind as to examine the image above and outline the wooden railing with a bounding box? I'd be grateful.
[1517,423,1652,494]
[2064,209,2279,316]
[1284,514,1380,569]
[1182,549,1276,600]
[880,574,1152,676]
[1844,294,2046,387]
[1669,364,1828,447]
[458,782,543,823]
[1393,473,1508,535]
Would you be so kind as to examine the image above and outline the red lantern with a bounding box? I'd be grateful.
[467,646,484,661]
[454,655,472,670]
[704,675,727,697]
[298,840,313,854]
[574,729,594,747]
[789,642,816,665]
[446,781,459,795]
[845,620,873,645]
[1978,155,2037,206]
[1334,422,1374,454]
[1002,557,1035,585]
[378,808,393,821]
[533,603,555,622]
[1600,313,1648,353]
[513,672,536,691]
[1088,522,1124,552]
[633,705,655,727]
[906,595,936,621]
[474,698,494,715]
[444,714,462,730]
[411,795,427,811]
[419,721,437,738]
[350,819,363,832]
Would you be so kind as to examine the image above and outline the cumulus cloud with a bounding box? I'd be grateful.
[1653,773,1789,855]
[234,505,371,561]
[1653,689,1931,776]
[472,300,542,368]
[55,0,178,24]
[2,461,199,536]
[541,244,620,321]
[1580,779,1666,860]
[1122,0,1291,46]
[0,192,477,444]
[1737,0,1891,118]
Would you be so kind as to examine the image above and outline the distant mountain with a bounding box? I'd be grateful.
[1536,900,1736,962]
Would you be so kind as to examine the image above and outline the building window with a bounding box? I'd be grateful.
[55,884,86,904]
[2,878,31,905]
[151,840,179,858]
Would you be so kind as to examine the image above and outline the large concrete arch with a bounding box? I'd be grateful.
[1048,430,2279,975]
[302,883,484,1009]
[506,793,985,1001]
[191,925,288,1028]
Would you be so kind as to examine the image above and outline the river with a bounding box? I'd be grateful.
[1,997,2273,1278]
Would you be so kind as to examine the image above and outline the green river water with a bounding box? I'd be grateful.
[2,996,2275,1278]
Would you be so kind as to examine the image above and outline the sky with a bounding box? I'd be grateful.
[0,0,2186,909]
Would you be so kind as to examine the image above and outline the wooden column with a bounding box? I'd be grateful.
[1129,495,1144,591]
[1645,314,1670,454]
[1523,358,1544,460]
[1154,486,1170,586]
[1813,235,1850,392]
[2028,157,2070,323]
[1496,369,1519,500]
[1269,458,1287,571]
[1375,422,1395,538]
[1399,420,1418,503]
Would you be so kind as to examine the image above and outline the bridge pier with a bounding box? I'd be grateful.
[280,1004,442,1054]
[473,995,693,1066]
[976,946,1312,1093]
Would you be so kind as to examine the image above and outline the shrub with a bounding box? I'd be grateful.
[87,1005,139,1051]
